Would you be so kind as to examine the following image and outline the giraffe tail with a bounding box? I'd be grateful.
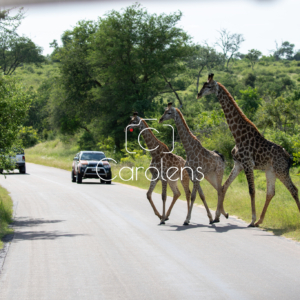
[282,148,294,169]
[213,150,225,162]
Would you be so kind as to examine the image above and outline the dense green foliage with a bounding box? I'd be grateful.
[0,76,32,170]
[4,4,300,170]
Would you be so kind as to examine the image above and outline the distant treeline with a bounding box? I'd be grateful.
[1,4,300,167]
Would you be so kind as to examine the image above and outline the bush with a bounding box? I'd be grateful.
[42,129,55,141]
[18,126,40,148]
[264,129,299,157]
[201,124,235,168]
[77,131,96,150]
[120,148,150,169]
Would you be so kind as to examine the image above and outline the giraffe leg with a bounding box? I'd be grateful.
[146,177,162,220]
[277,172,300,213]
[205,172,228,223]
[180,170,191,214]
[184,182,198,225]
[165,180,181,221]
[222,161,243,195]
[160,180,168,225]
[197,184,214,224]
[244,167,256,227]
[254,169,276,227]
[215,162,243,222]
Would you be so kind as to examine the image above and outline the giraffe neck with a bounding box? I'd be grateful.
[217,83,261,142]
[174,109,202,154]
[139,119,169,156]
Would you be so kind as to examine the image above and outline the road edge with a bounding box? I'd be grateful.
[0,199,18,276]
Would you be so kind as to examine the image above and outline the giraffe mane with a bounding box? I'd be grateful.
[141,119,170,151]
[217,83,262,136]
[175,108,198,141]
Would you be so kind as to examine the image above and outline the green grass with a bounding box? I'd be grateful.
[0,185,14,250]
[13,62,59,90]
[26,140,300,241]
[25,139,78,171]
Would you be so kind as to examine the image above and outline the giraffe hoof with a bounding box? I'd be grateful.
[254,222,260,227]
[212,219,220,223]
[225,213,229,219]
[183,222,189,226]
[165,217,169,221]
[160,221,165,225]
[247,223,255,227]
[209,220,215,224]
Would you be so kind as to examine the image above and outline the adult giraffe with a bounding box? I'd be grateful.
[126,113,191,225]
[159,104,228,225]
[197,73,300,227]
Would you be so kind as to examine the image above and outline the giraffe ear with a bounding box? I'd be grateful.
[207,73,214,83]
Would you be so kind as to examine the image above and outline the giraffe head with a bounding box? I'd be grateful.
[197,73,219,99]
[125,112,142,132]
[159,102,176,123]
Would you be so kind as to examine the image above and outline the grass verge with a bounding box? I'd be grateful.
[0,184,13,250]
[26,140,300,241]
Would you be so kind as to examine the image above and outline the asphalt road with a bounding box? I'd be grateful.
[1,163,300,300]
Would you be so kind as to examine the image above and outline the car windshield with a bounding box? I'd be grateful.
[80,153,106,161]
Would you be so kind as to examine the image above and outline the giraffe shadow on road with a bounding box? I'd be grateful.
[13,217,64,228]
[2,172,30,176]
[163,222,246,233]
[1,217,87,243]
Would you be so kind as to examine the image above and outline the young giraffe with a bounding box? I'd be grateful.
[126,113,191,224]
[159,104,228,225]
[197,73,300,227]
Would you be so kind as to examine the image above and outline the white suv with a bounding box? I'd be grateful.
[0,148,26,174]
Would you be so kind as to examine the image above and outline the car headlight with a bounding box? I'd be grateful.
[103,164,110,169]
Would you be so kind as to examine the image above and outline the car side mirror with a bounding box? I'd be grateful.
[74,157,78,161]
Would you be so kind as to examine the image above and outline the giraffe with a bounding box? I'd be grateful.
[197,73,300,227]
[159,104,228,225]
[126,113,191,225]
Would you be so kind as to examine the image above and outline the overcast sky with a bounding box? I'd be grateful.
[13,0,300,56]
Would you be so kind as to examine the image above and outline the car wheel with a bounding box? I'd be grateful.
[100,179,105,184]
[19,166,26,174]
[76,172,82,184]
[71,170,76,182]
[0,169,3,174]
[106,172,112,184]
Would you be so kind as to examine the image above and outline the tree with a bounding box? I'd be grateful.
[0,7,44,75]
[245,49,262,70]
[215,28,245,68]
[244,73,256,88]
[55,4,192,149]
[273,41,295,60]
[294,51,300,61]
[0,7,24,33]
[0,36,44,75]
[187,44,224,92]
[256,91,300,134]
[237,87,261,120]
[0,76,32,170]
